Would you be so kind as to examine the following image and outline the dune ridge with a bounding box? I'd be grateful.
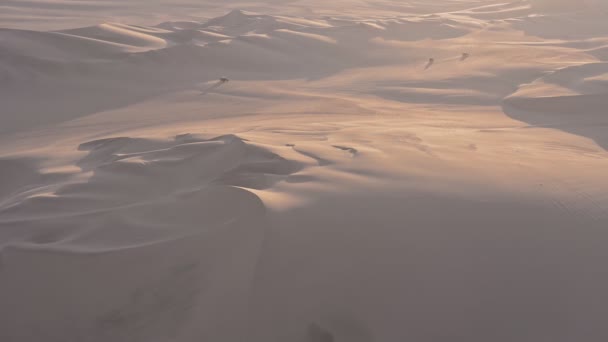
[2,1,608,341]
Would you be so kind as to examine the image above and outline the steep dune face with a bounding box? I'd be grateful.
[504,62,608,148]
[2,1,608,342]
[0,134,300,250]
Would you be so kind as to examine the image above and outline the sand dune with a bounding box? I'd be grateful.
[0,28,133,60]
[2,1,608,341]
[59,23,169,51]
[0,8,475,133]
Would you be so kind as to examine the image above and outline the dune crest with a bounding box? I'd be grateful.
[2,1,608,341]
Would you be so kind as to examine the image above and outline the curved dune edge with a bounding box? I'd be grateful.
[0,134,301,251]
[2,2,608,342]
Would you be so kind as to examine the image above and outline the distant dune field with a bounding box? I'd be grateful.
[1,1,608,342]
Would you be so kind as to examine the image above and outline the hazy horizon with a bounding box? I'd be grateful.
[2,1,608,341]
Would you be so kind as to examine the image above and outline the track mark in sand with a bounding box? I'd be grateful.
[288,145,331,166]
[200,79,229,95]
[542,141,603,157]
[28,228,74,244]
[539,176,608,223]
[0,158,73,212]
[332,145,359,156]
[286,143,360,167]
[95,258,201,339]
[516,161,607,223]
[566,186,608,222]
[396,133,435,156]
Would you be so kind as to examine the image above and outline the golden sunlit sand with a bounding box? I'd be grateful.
[1,1,608,341]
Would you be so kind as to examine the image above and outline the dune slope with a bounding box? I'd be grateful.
[1,1,608,342]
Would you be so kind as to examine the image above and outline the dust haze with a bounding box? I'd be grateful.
[1,1,608,341]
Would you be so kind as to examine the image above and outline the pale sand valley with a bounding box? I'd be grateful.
[1,1,608,341]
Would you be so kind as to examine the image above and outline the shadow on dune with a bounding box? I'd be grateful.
[0,133,305,341]
[0,158,44,201]
[370,68,548,107]
[247,187,608,342]
[75,133,303,192]
[502,96,608,150]
[510,10,608,40]
[0,80,173,135]
[500,61,608,150]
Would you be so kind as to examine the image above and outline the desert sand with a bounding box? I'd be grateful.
[1,1,608,341]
